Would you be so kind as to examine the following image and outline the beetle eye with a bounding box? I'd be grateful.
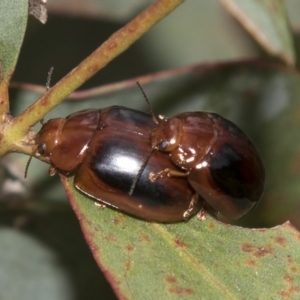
[37,143,46,155]
[159,140,169,151]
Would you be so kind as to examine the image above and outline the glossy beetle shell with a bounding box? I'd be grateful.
[36,106,201,222]
[151,112,265,219]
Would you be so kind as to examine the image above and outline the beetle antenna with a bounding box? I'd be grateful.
[46,66,54,91]
[39,67,53,125]
[136,82,159,124]
[24,146,37,179]
[128,147,154,196]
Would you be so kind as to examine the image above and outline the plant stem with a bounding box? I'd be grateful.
[0,81,9,115]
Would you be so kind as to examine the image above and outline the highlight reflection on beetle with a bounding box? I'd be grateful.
[35,103,265,223]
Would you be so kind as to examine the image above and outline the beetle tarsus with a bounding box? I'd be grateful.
[183,194,201,220]
[149,168,188,182]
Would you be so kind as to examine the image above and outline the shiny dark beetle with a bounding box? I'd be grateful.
[35,106,265,222]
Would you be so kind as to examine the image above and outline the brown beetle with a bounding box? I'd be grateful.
[35,103,265,222]
[150,112,265,219]
[35,106,201,222]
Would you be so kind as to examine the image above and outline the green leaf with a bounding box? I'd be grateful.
[60,61,300,299]
[220,0,295,65]
[0,0,28,83]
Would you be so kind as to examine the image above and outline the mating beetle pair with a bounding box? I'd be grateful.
[35,96,265,222]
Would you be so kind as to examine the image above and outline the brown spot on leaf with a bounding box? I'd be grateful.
[184,288,194,295]
[169,287,194,295]
[286,257,299,273]
[241,243,253,253]
[245,259,256,267]
[241,243,273,258]
[113,216,123,225]
[290,266,298,273]
[280,275,299,298]
[139,233,151,243]
[274,235,287,247]
[165,275,177,284]
[125,259,132,272]
[174,239,186,248]
[256,228,267,233]
[208,222,215,230]
[254,246,273,258]
[165,274,193,295]
[126,244,134,252]
[284,275,292,282]
[106,233,117,242]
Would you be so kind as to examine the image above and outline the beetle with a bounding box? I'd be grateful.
[150,111,265,219]
[35,102,265,222]
[35,106,202,222]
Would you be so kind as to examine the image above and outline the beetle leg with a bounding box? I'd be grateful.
[196,207,207,220]
[94,202,106,209]
[49,166,56,176]
[183,194,202,220]
[149,168,189,182]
